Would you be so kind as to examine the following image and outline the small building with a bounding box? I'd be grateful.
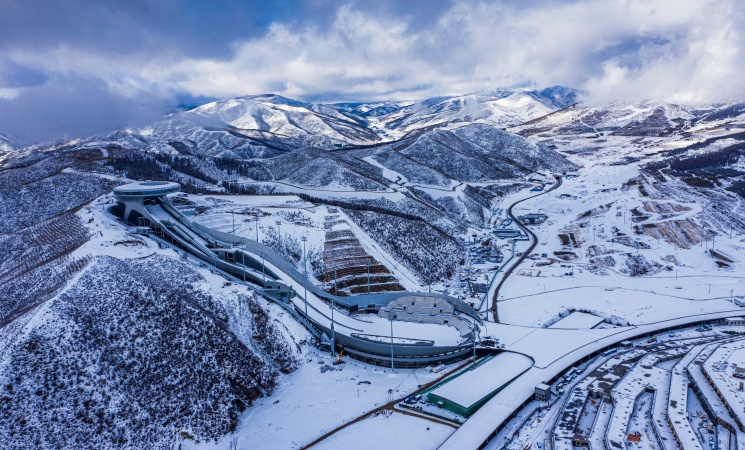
[627,433,642,444]
[493,228,522,239]
[710,248,738,264]
[519,213,548,225]
[427,352,533,417]
[535,383,552,401]
[263,280,295,302]
[725,317,745,327]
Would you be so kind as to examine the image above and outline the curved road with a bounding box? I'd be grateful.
[491,176,563,322]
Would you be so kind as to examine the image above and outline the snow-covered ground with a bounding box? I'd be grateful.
[191,352,451,449]
[312,411,454,450]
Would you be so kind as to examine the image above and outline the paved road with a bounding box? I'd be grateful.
[491,176,563,322]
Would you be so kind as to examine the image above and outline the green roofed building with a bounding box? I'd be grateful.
[427,352,534,417]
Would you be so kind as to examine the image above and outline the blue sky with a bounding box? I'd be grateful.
[0,0,743,143]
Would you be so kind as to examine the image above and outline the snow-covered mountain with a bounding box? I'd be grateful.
[8,87,578,159]
[355,123,577,187]
[141,94,383,157]
[379,86,578,136]
[513,99,745,139]
[43,94,385,159]
[330,101,404,118]
[0,134,13,152]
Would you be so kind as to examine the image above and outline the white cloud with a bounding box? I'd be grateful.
[147,0,745,104]
[2,0,745,142]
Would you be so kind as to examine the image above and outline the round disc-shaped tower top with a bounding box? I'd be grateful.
[113,181,181,199]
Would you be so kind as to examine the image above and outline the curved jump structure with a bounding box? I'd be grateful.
[113,181,482,367]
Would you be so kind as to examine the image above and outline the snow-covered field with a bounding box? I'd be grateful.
[312,412,454,450]
[191,350,455,449]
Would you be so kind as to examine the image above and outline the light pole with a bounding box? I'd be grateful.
[275,220,282,249]
[241,242,246,282]
[390,316,395,371]
[254,215,259,242]
[366,257,371,295]
[472,323,477,370]
[261,252,266,287]
[331,297,336,356]
[301,236,308,316]
[427,258,432,293]
[231,210,235,234]
[333,251,338,296]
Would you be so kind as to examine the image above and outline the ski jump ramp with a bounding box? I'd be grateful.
[113,181,481,367]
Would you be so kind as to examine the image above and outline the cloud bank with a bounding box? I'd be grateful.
[0,0,743,143]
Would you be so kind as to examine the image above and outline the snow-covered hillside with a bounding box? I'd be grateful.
[354,123,578,186]
[0,149,303,450]
[379,86,577,136]
[0,133,13,152]
[3,87,579,159]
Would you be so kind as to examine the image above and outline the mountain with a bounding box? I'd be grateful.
[0,154,299,449]
[44,94,385,159]
[8,87,578,159]
[0,255,297,450]
[0,134,13,152]
[378,86,578,136]
[0,133,18,162]
[512,99,745,139]
[354,123,577,187]
[330,101,404,118]
[156,94,381,154]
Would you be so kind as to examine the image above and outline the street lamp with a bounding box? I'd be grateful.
[301,236,308,316]
[366,257,371,295]
[275,220,282,248]
[241,242,246,282]
[254,215,259,242]
[333,250,338,296]
[427,258,432,293]
[331,297,336,356]
[261,252,266,287]
[471,323,477,370]
[390,316,395,372]
[231,210,235,234]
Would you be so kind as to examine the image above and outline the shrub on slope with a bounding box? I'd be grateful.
[0,255,296,450]
[344,209,464,283]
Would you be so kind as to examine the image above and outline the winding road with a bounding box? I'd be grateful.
[490,176,563,322]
